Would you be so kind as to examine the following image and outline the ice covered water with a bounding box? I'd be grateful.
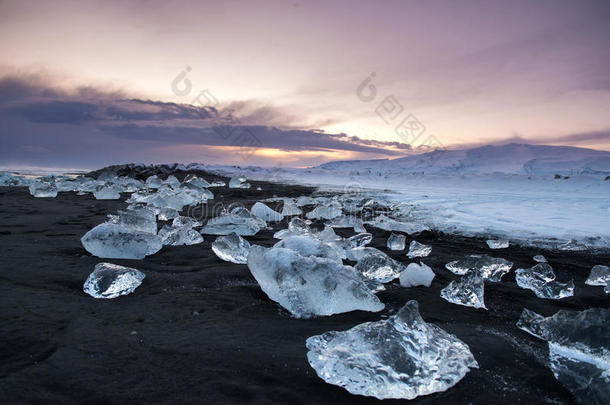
[247,245,384,318]
[273,235,343,263]
[81,223,163,259]
[212,232,251,264]
[407,240,432,258]
[94,184,121,200]
[354,250,407,283]
[306,300,478,400]
[229,175,251,189]
[28,181,58,198]
[517,308,610,404]
[585,265,610,287]
[387,232,406,250]
[251,202,284,222]
[440,270,486,309]
[445,254,512,282]
[83,263,145,299]
[533,254,548,263]
[486,239,509,249]
[399,262,435,287]
[158,224,203,246]
[515,263,574,299]
[172,216,202,228]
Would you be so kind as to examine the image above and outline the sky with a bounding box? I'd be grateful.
[1,0,609,169]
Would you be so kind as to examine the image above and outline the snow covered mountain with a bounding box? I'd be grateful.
[317,144,610,176]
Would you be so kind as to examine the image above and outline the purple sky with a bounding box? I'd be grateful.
[1,0,609,169]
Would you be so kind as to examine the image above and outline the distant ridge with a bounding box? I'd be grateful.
[316,143,610,175]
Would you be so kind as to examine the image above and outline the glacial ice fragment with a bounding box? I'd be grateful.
[83,263,145,299]
[288,217,312,235]
[486,239,509,249]
[28,181,58,198]
[251,202,284,222]
[93,184,121,200]
[399,262,435,287]
[273,235,343,263]
[440,270,486,309]
[229,175,251,189]
[305,300,478,400]
[158,224,203,246]
[281,198,302,216]
[517,307,610,404]
[515,263,574,299]
[200,208,262,236]
[145,175,164,188]
[172,216,202,228]
[343,232,372,249]
[407,240,432,258]
[585,265,610,287]
[345,247,384,261]
[367,214,429,234]
[445,254,512,282]
[81,223,163,259]
[211,232,251,264]
[387,232,406,250]
[327,215,366,233]
[533,254,547,263]
[247,245,384,318]
[115,207,157,235]
[306,202,342,220]
[354,250,407,283]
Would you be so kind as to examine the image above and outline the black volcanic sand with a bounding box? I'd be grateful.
[1,171,608,405]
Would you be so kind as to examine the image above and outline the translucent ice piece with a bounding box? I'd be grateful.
[28,181,58,198]
[116,207,157,235]
[247,245,384,318]
[387,232,406,250]
[81,223,163,259]
[354,250,407,283]
[273,235,343,263]
[251,202,284,222]
[399,262,435,287]
[486,239,509,249]
[306,300,478,399]
[367,214,429,234]
[515,263,574,299]
[585,265,610,287]
[407,240,432,258]
[440,270,486,309]
[533,255,547,263]
[445,254,512,282]
[229,175,251,189]
[83,263,145,299]
[172,216,202,228]
[200,210,261,236]
[158,224,203,246]
[211,232,251,264]
[281,198,302,216]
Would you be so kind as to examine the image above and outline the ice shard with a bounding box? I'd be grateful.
[517,308,610,404]
[343,232,373,249]
[306,300,478,400]
[387,232,406,250]
[200,208,262,236]
[585,265,610,287]
[158,224,203,246]
[229,175,251,189]
[273,235,343,263]
[399,262,435,287]
[354,250,407,283]
[445,254,512,282]
[172,216,202,228]
[440,270,486,309]
[93,185,121,200]
[367,214,429,234]
[251,202,284,222]
[407,240,432,258]
[305,202,342,220]
[515,263,574,299]
[81,223,163,259]
[83,263,145,299]
[247,245,384,318]
[486,239,509,249]
[28,181,58,198]
[280,198,302,216]
[211,232,251,264]
[533,255,548,263]
[327,215,366,233]
[115,207,157,235]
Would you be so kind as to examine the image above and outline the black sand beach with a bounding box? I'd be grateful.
[1,170,608,404]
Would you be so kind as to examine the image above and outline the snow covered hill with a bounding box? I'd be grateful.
[317,144,610,176]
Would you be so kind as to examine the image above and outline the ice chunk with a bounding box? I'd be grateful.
[533,254,547,263]
[158,224,203,246]
[273,235,343,263]
[585,265,610,287]
[354,250,407,283]
[445,254,512,282]
[327,215,366,233]
[288,217,312,235]
[145,175,164,188]
[440,270,486,309]
[281,198,302,216]
[211,232,251,264]
[367,214,429,234]
[407,240,432,258]
[93,184,121,200]
[164,175,181,188]
[83,263,145,299]
[306,202,342,220]
[184,174,210,188]
[229,175,251,189]
[486,239,509,249]
[517,308,610,404]
[399,262,435,287]
[172,216,202,228]
[81,223,163,259]
[247,245,384,318]
[115,207,157,235]
[515,263,574,299]
[558,239,588,251]
[200,208,263,236]
[387,232,406,250]
[209,180,226,187]
[155,207,179,221]
[316,225,341,242]
[295,196,315,206]
[251,202,284,222]
[306,300,478,400]
[344,232,372,249]
[28,181,58,198]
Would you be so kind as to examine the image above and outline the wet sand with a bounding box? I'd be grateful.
[0,170,608,404]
